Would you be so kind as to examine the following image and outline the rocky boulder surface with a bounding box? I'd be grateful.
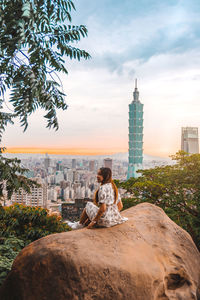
[0,203,200,300]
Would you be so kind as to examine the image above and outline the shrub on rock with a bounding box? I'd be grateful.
[0,203,70,242]
[0,204,70,286]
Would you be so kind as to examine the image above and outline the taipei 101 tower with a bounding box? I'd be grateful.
[127,79,144,179]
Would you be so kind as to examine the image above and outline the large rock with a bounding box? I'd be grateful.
[0,203,200,300]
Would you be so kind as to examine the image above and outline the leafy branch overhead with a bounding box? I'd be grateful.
[0,0,90,134]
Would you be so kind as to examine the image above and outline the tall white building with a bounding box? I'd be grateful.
[47,175,55,185]
[65,169,73,182]
[63,187,70,200]
[48,187,57,202]
[181,127,199,154]
[55,171,64,184]
[11,177,47,208]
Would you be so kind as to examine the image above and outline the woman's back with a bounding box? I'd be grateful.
[98,183,117,206]
[85,182,127,228]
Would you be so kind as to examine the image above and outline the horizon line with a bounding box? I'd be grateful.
[4,147,128,156]
[3,147,170,158]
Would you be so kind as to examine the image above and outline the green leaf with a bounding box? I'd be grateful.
[0,0,90,132]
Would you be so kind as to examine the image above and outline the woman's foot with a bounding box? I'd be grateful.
[67,221,84,230]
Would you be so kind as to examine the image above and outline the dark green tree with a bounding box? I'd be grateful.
[119,151,200,249]
[0,203,71,286]
[0,236,26,286]
[0,0,90,198]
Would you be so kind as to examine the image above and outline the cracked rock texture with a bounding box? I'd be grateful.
[0,203,200,300]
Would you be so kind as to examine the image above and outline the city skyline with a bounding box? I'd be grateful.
[2,0,200,157]
[7,152,170,210]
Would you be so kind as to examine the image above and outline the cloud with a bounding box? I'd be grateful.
[70,0,200,77]
[3,0,200,157]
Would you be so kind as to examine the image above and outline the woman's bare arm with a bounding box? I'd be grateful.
[87,203,106,229]
[117,200,123,211]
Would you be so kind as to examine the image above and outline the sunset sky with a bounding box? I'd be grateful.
[2,0,200,157]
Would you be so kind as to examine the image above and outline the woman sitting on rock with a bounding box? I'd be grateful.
[70,167,128,229]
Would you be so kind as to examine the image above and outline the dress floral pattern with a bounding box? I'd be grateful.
[85,183,128,227]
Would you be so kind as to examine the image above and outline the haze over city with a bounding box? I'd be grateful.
[2,0,200,157]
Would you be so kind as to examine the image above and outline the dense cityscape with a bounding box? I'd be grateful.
[2,82,199,220]
[2,152,170,216]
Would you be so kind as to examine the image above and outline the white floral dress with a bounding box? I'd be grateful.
[85,183,128,227]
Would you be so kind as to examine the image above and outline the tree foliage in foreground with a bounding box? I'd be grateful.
[0,0,90,132]
[117,151,200,250]
[0,203,70,241]
[0,236,25,286]
[0,0,90,198]
[0,203,70,286]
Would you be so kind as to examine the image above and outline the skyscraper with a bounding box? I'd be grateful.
[89,160,95,172]
[181,127,199,154]
[104,158,113,171]
[72,159,76,169]
[127,79,144,179]
[44,153,50,170]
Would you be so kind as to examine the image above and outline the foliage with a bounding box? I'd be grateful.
[0,203,70,242]
[119,151,200,250]
[0,203,70,286]
[0,1,86,286]
[0,0,90,199]
[121,198,138,211]
[0,0,90,132]
[0,236,25,286]
[0,148,39,202]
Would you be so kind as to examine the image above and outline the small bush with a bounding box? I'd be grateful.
[122,198,138,211]
[0,236,25,286]
[0,204,70,286]
[0,203,70,242]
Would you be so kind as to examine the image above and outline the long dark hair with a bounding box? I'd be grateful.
[94,167,118,204]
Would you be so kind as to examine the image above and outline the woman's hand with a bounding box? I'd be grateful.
[87,220,96,229]
[87,203,106,229]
